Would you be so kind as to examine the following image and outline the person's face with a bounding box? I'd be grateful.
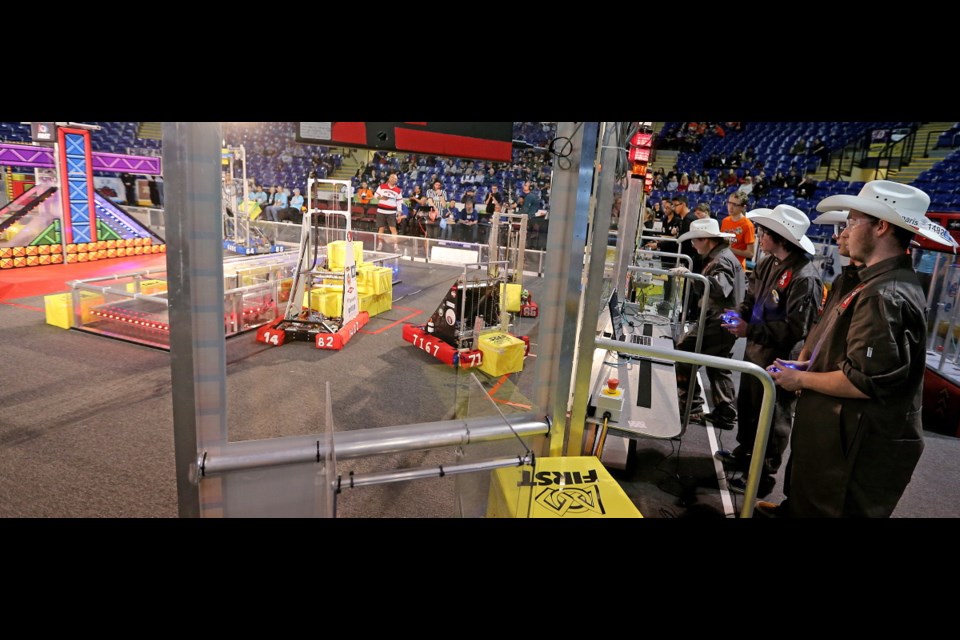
[662,201,673,215]
[726,197,744,218]
[434,182,441,190]
[839,210,878,263]
[523,183,530,194]
[757,225,778,254]
[691,237,713,256]
[672,201,685,214]
[388,174,398,186]
[492,186,498,193]
[833,224,851,257]
[695,209,709,220]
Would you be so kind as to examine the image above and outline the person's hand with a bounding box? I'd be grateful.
[773,357,809,372]
[670,266,689,276]
[720,309,747,337]
[769,360,803,392]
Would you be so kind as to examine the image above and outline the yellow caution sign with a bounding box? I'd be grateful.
[487,456,641,518]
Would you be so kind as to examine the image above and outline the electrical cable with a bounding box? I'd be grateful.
[548,122,584,171]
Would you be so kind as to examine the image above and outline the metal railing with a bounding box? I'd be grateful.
[198,413,549,478]
[923,129,954,158]
[595,337,775,519]
[626,265,710,434]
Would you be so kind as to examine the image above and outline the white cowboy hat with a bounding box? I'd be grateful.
[919,217,959,252]
[817,180,953,247]
[677,218,735,243]
[811,210,847,225]
[746,204,816,254]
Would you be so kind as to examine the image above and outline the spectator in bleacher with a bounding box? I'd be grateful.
[440,199,457,240]
[730,149,743,169]
[288,187,304,212]
[457,200,480,243]
[720,191,756,269]
[252,184,267,209]
[688,176,702,194]
[772,170,788,189]
[426,180,448,214]
[356,181,374,205]
[270,186,289,221]
[678,173,690,192]
[666,174,679,192]
[695,202,712,220]
[753,173,769,199]
[737,176,754,198]
[809,137,829,166]
[408,184,425,211]
[423,199,441,240]
[260,186,276,217]
[795,176,817,199]
[462,187,477,207]
[724,168,739,189]
[790,138,807,155]
[786,167,801,189]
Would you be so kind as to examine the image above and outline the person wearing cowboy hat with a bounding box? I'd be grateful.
[716,204,823,498]
[767,180,954,518]
[672,218,745,430]
[751,210,864,517]
[800,211,864,359]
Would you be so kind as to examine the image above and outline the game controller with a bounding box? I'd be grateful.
[769,363,797,374]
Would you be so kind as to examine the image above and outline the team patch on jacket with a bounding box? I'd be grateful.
[777,270,792,289]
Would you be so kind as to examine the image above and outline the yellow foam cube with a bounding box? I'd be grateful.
[308,288,342,317]
[44,291,105,329]
[500,283,522,312]
[125,279,167,295]
[361,291,393,317]
[477,331,526,377]
[374,291,392,314]
[358,266,393,295]
[359,293,376,315]
[327,240,363,271]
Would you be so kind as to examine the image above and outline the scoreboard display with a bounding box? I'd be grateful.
[296,122,513,162]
